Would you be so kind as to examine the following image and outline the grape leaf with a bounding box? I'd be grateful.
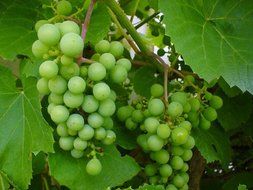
[0,0,41,59]
[0,65,54,189]
[138,184,165,190]
[238,185,248,190]
[159,0,253,94]
[20,58,40,78]
[218,78,242,97]
[48,145,140,190]
[192,127,231,167]
[223,172,253,190]
[217,91,252,131]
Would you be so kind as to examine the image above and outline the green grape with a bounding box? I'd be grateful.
[71,149,84,158]
[86,158,102,176]
[59,136,74,150]
[60,63,80,80]
[68,128,78,136]
[148,98,165,116]
[56,123,68,137]
[125,117,138,130]
[95,40,110,54]
[88,113,104,128]
[203,107,217,121]
[171,156,184,170]
[144,117,160,134]
[183,102,191,113]
[173,174,185,188]
[95,127,106,140]
[102,117,114,129]
[199,115,211,130]
[153,149,170,164]
[109,90,116,101]
[209,95,223,109]
[181,173,189,183]
[171,146,184,156]
[147,135,164,151]
[150,83,164,98]
[179,121,192,132]
[188,98,200,112]
[131,110,144,123]
[171,92,188,106]
[78,124,94,140]
[68,76,86,94]
[88,62,106,81]
[80,66,88,78]
[59,21,80,35]
[184,75,195,84]
[66,114,84,131]
[38,24,60,46]
[39,60,58,79]
[149,176,159,185]
[48,93,63,104]
[82,95,99,113]
[93,82,111,100]
[187,111,199,123]
[109,41,124,58]
[47,103,56,114]
[48,76,67,94]
[143,109,151,117]
[102,130,116,145]
[137,134,149,151]
[98,99,116,117]
[171,127,189,145]
[91,53,100,61]
[157,48,165,56]
[116,58,131,71]
[35,20,49,32]
[73,137,87,150]
[163,35,170,45]
[157,124,171,139]
[166,184,177,190]
[204,91,213,100]
[181,163,189,172]
[117,106,134,121]
[56,0,72,15]
[167,102,183,118]
[159,164,172,177]
[63,91,83,108]
[37,78,50,94]
[60,33,84,57]
[61,55,73,65]
[110,65,127,83]
[50,105,69,123]
[182,136,195,149]
[180,184,189,190]
[181,149,193,161]
[32,40,49,58]
[99,53,116,70]
[144,164,157,176]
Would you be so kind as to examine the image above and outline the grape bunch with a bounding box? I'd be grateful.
[33,18,131,175]
[117,82,222,189]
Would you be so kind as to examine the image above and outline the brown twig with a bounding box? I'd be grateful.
[77,57,94,64]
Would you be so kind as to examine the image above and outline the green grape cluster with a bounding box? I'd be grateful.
[117,82,223,189]
[33,18,131,175]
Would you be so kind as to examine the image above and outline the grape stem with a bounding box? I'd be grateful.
[77,57,94,64]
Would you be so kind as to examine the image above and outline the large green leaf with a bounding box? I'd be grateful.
[48,145,140,190]
[223,172,253,190]
[0,65,54,189]
[159,0,253,93]
[192,127,231,167]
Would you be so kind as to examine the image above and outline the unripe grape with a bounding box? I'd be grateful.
[181,149,193,161]
[209,95,223,109]
[159,164,172,177]
[109,41,124,58]
[171,146,184,156]
[86,158,102,175]
[91,53,100,61]
[80,66,88,78]
[78,124,94,140]
[38,24,60,46]
[59,136,74,150]
[171,127,189,145]
[189,98,200,111]
[99,53,116,70]
[143,109,151,117]
[171,92,188,106]
[95,127,107,140]
[48,93,63,104]
[116,58,131,71]
[147,135,164,151]
[184,75,195,84]
[95,40,110,54]
[150,83,164,98]
[148,98,165,116]
[181,163,189,172]
[182,136,195,149]
[73,137,87,150]
[60,33,84,57]
[170,156,184,170]
[173,174,185,188]
[48,76,67,94]
[56,0,72,15]
[157,48,165,56]
[56,123,68,137]
[204,91,213,100]
[67,114,84,131]
[180,184,189,190]
[183,102,191,113]
[102,117,114,129]
[109,90,117,101]
[117,106,134,121]
[93,82,111,100]
[144,164,157,176]
[47,103,56,114]
[125,117,138,130]
[59,21,80,35]
[137,134,149,151]
[50,105,69,123]
[144,117,160,134]
[203,107,217,121]
[153,149,170,164]
[39,60,58,79]
[63,91,83,108]
[199,115,211,130]
[167,102,183,118]
[166,184,177,190]
[68,76,86,94]
[32,40,49,58]
[82,95,99,113]
[60,63,80,80]
[71,149,84,158]
[179,121,192,132]
[131,110,144,123]
[68,128,78,136]
[110,65,127,83]
[98,99,116,117]
[157,124,171,139]
[102,130,116,145]
[88,113,104,128]
[35,20,49,32]
[37,78,50,94]
[88,62,106,81]
[61,55,73,65]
